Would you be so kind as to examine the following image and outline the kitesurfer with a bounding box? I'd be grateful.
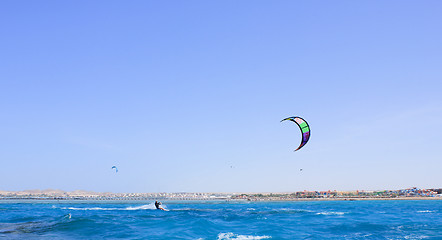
[155,201,165,210]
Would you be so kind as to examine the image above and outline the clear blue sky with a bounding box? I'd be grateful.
[1,1,441,193]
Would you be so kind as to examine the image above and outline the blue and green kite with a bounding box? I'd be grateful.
[281,116,311,151]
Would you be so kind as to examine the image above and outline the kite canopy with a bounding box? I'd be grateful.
[281,116,310,151]
[111,166,118,173]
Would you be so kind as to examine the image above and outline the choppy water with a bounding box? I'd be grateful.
[0,200,441,239]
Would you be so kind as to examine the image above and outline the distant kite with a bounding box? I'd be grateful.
[112,166,118,173]
[281,116,310,151]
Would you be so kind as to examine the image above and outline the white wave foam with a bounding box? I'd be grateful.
[61,207,118,211]
[217,232,271,240]
[59,203,165,211]
[316,211,345,215]
[125,203,157,210]
[404,235,430,239]
[417,210,435,213]
[279,208,314,213]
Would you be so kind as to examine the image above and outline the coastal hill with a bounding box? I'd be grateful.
[0,189,112,198]
[0,189,230,200]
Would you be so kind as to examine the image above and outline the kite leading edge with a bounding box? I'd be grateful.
[281,116,310,151]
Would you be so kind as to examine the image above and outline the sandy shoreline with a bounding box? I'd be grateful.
[241,197,442,202]
[1,188,441,201]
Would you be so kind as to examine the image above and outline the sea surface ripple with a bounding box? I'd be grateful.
[0,200,441,239]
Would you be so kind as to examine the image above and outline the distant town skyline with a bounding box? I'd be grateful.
[1,187,441,201]
[1,1,441,193]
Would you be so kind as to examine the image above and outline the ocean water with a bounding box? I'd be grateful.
[0,200,441,239]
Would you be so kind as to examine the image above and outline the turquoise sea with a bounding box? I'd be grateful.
[0,200,441,239]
